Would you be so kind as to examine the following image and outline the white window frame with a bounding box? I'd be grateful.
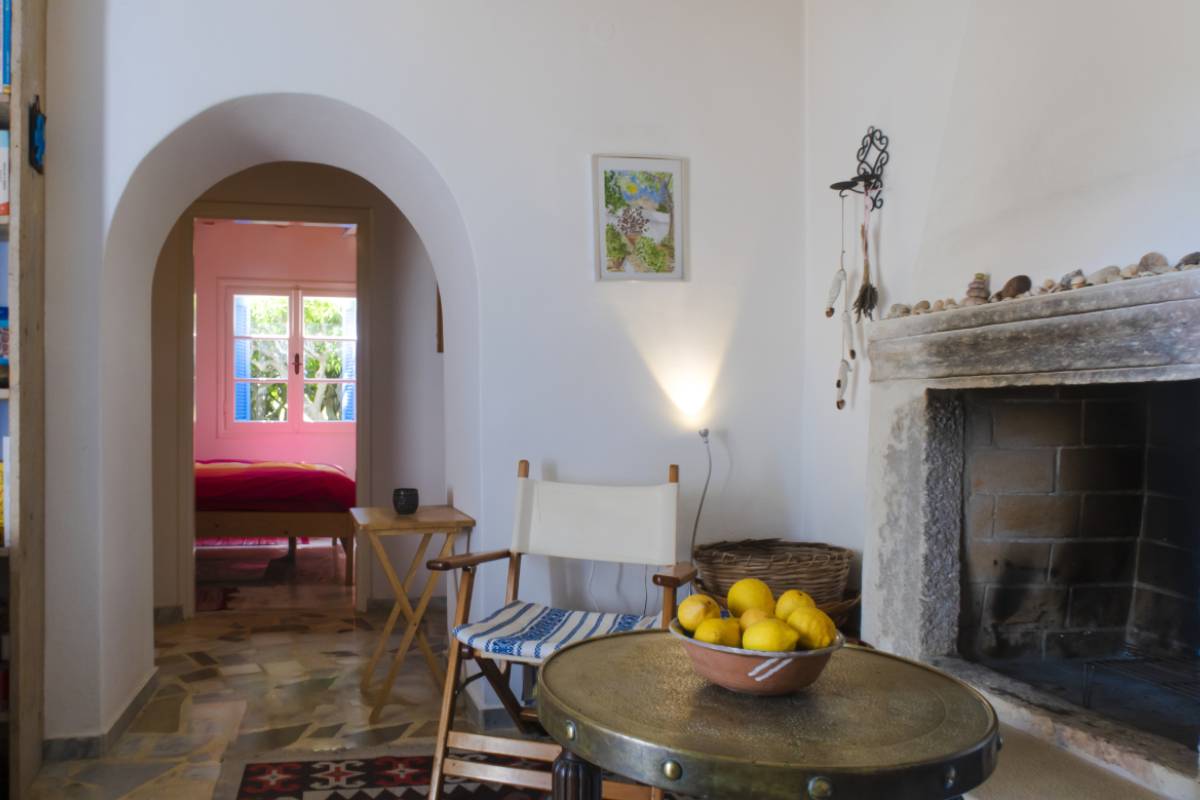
[218,278,357,438]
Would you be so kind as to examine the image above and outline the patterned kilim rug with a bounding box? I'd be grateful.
[216,746,548,800]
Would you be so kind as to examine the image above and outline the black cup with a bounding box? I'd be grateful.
[392,488,419,515]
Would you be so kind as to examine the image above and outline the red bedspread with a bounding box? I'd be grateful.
[195,460,356,513]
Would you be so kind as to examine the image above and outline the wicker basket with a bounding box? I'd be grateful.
[693,539,853,606]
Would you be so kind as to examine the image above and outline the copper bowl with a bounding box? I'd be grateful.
[668,619,844,696]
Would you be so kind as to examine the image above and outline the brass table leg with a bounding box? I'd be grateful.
[368,532,457,723]
[552,749,601,800]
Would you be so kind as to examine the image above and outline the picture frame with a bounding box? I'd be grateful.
[593,154,686,281]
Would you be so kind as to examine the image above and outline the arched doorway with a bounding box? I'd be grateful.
[151,162,450,617]
[51,94,482,738]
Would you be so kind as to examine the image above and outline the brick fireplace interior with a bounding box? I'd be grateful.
[957,381,1200,748]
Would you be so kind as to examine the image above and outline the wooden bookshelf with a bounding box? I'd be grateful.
[5,0,46,795]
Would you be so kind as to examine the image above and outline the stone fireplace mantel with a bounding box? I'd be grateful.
[869,269,1200,387]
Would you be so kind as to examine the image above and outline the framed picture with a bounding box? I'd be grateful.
[593,155,686,281]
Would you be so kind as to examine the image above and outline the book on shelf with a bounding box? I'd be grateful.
[1,0,9,94]
[2,436,7,547]
[0,634,8,713]
[0,305,8,388]
[0,130,8,216]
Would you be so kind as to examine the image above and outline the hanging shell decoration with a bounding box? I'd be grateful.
[824,268,846,319]
[835,359,850,410]
[842,311,856,360]
[826,127,888,404]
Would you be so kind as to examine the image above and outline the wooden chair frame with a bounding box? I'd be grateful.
[426,460,696,800]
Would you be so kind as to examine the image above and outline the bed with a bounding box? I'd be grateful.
[195,459,357,585]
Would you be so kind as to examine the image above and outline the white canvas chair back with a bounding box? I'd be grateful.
[511,474,678,566]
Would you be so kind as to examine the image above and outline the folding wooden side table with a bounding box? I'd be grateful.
[351,505,476,723]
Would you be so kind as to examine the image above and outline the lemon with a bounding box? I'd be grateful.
[738,607,770,632]
[695,617,741,648]
[786,606,838,650]
[775,589,816,621]
[727,578,775,618]
[742,618,800,652]
[677,594,721,633]
[720,618,743,647]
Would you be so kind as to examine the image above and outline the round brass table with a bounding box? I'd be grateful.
[537,630,1000,800]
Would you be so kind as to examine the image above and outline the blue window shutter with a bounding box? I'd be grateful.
[234,337,250,379]
[344,341,357,380]
[235,382,249,421]
[233,297,250,420]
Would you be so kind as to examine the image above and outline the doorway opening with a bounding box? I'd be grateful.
[193,217,361,612]
[151,160,450,623]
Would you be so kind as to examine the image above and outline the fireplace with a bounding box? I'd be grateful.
[863,270,1200,795]
[957,382,1198,747]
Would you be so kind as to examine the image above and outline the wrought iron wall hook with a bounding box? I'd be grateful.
[855,126,888,207]
[828,126,889,209]
[830,178,857,198]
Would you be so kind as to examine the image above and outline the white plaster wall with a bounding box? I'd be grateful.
[364,210,448,602]
[801,0,1200,572]
[47,1,805,738]
[45,0,105,737]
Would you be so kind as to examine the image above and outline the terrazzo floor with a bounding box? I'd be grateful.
[30,602,457,798]
[27,590,1175,800]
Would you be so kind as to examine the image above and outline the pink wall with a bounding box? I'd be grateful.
[193,219,357,476]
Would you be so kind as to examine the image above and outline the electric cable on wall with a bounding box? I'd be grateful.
[690,427,712,557]
[680,427,713,601]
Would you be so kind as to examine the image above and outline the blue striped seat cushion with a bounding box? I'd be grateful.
[454,601,660,661]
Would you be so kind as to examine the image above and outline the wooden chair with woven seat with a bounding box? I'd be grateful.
[426,459,696,800]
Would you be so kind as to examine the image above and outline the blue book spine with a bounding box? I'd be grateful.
[2,0,10,92]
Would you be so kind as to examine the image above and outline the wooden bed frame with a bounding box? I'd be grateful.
[195,510,355,585]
